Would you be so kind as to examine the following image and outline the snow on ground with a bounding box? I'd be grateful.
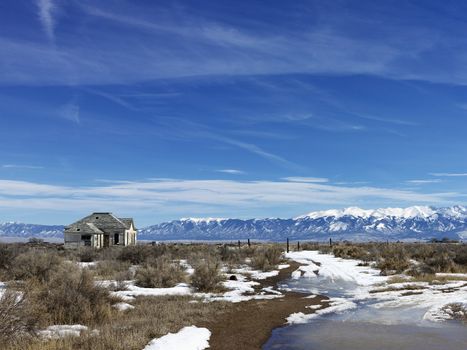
[111,283,192,300]
[424,302,467,322]
[179,260,195,275]
[76,261,97,269]
[200,275,284,303]
[285,250,467,324]
[38,325,96,339]
[370,280,467,321]
[142,326,211,350]
[287,297,357,324]
[232,266,279,280]
[99,262,286,303]
[286,251,387,287]
[113,302,135,311]
[0,281,6,297]
[436,272,467,278]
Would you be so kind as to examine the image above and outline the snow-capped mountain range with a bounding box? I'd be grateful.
[0,222,64,238]
[1,206,467,242]
[138,206,467,241]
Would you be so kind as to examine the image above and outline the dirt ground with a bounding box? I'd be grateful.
[201,262,328,350]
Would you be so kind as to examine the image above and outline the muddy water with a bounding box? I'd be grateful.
[264,275,467,350]
[264,316,467,350]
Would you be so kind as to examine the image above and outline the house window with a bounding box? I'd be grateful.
[81,235,92,246]
[114,233,120,245]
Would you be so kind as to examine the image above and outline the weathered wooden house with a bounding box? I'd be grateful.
[64,212,137,249]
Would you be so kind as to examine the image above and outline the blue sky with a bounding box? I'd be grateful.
[1,0,467,225]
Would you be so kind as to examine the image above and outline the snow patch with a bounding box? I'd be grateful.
[112,283,192,300]
[142,326,211,350]
[39,325,91,339]
[287,297,357,324]
[113,302,135,311]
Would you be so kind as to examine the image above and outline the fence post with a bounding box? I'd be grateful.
[287,237,290,253]
[329,238,332,247]
[248,238,251,248]
[297,241,300,251]
[238,240,241,249]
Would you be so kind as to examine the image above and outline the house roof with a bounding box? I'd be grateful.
[120,218,136,230]
[65,212,135,234]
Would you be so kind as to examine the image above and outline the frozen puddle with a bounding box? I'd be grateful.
[264,250,467,350]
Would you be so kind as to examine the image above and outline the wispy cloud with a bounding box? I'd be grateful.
[2,164,43,169]
[36,0,56,41]
[216,169,245,175]
[430,173,467,177]
[217,136,300,170]
[82,88,138,111]
[58,101,80,124]
[1,2,465,86]
[283,177,329,183]
[0,178,460,221]
[149,117,302,170]
[354,114,418,126]
[406,179,442,184]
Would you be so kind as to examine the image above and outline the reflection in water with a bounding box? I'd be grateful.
[266,272,467,350]
[265,317,467,350]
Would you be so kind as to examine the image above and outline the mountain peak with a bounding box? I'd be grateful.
[180,217,227,224]
[298,205,437,220]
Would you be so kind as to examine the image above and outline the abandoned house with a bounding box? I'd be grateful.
[64,212,137,249]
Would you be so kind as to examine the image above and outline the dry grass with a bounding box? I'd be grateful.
[135,257,186,288]
[93,260,133,280]
[0,288,39,347]
[28,264,117,326]
[313,242,467,275]
[369,284,425,294]
[117,245,169,265]
[251,245,283,271]
[191,257,224,292]
[441,303,467,323]
[1,241,465,349]
[8,296,229,350]
[8,250,63,283]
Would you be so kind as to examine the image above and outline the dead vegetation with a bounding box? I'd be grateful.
[134,257,186,288]
[191,257,224,292]
[303,241,467,276]
[4,296,229,350]
[441,303,467,323]
[0,289,39,347]
[0,240,465,348]
[0,242,288,348]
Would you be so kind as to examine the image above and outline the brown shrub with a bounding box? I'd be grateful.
[376,246,410,274]
[77,248,98,262]
[191,258,223,292]
[30,264,115,326]
[0,288,39,346]
[10,250,63,283]
[135,257,186,288]
[117,245,168,265]
[8,296,229,350]
[0,244,15,271]
[251,245,283,271]
[425,252,457,273]
[94,260,132,280]
[441,303,467,323]
[332,245,368,260]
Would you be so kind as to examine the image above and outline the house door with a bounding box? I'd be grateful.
[114,233,119,245]
[103,235,110,248]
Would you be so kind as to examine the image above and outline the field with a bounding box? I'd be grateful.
[0,241,465,349]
